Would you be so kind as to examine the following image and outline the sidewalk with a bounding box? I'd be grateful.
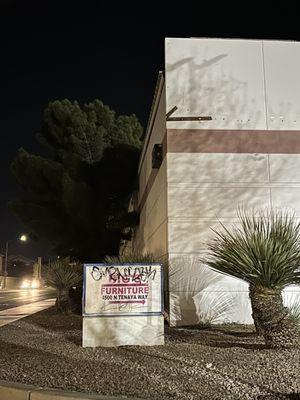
[0,289,24,293]
[0,380,143,400]
[0,298,56,327]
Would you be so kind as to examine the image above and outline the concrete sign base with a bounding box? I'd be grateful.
[82,315,164,347]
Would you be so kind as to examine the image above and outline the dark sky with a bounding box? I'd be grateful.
[0,2,298,260]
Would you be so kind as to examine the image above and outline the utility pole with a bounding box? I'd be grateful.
[4,241,8,289]
[2,235,28,289]
[38,257,42,279]
[33,257,42,280]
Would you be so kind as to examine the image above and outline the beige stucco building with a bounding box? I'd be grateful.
[125,37,300,326]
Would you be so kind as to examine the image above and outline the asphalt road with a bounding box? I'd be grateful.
[0,288,55,311]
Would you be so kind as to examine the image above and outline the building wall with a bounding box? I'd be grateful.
[165,38,300,326]
[131,77,168,259]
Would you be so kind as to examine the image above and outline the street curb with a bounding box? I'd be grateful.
[0,380,144,400]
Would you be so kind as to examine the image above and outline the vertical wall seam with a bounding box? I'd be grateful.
[261,40,269,130]
[164,61,171,313]
[262,41,273,208]
[164,59,170,263]
[267,154,273,208]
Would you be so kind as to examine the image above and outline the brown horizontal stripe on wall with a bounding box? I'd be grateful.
[167,129,300,153]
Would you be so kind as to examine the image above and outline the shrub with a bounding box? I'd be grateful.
[203,208,300,348]
[44,259,82,313]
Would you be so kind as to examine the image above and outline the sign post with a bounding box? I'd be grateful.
[82,263,164,347]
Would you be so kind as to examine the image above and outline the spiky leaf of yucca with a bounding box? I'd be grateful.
[44,259,82,313]
[204,209,300,348]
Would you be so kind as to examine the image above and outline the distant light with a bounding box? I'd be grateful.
[20,279,30,289]
[31,279,40,289]
[20,279,40,289]
[19,234,28,242]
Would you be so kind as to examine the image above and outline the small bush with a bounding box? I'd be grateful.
[44,259,82,313]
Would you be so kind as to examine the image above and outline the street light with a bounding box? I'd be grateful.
[3,235,28,288]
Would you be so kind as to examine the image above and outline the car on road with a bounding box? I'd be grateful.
[20,278,41,289]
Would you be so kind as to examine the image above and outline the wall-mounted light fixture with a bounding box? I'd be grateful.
[152,144,163,169]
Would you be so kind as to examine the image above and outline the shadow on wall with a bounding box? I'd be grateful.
[168,256,300,327]
[168,186,271,222]
[166,51,263,130]
[168,153,269,185]
[169,257,237,326]
[167,48,300,130]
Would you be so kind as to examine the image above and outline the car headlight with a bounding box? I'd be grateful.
[31,280,40,289]
[21,280,30,289]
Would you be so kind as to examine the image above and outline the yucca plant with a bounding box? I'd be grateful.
[44,259,82,313]
[203,208,300,348]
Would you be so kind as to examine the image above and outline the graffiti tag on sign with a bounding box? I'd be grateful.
[83,264,163,316]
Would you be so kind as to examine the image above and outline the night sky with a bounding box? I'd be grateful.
[0,2,298,260]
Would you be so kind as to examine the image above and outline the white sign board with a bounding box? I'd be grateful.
[83,263,163,316]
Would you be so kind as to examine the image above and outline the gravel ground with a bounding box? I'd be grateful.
[0,308,299,400]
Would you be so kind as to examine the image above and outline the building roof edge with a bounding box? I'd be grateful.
[138,71,164,174]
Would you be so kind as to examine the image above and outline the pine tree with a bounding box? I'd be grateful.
[10,99,142,261]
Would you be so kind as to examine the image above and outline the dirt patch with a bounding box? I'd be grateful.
[0,307,299,400]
